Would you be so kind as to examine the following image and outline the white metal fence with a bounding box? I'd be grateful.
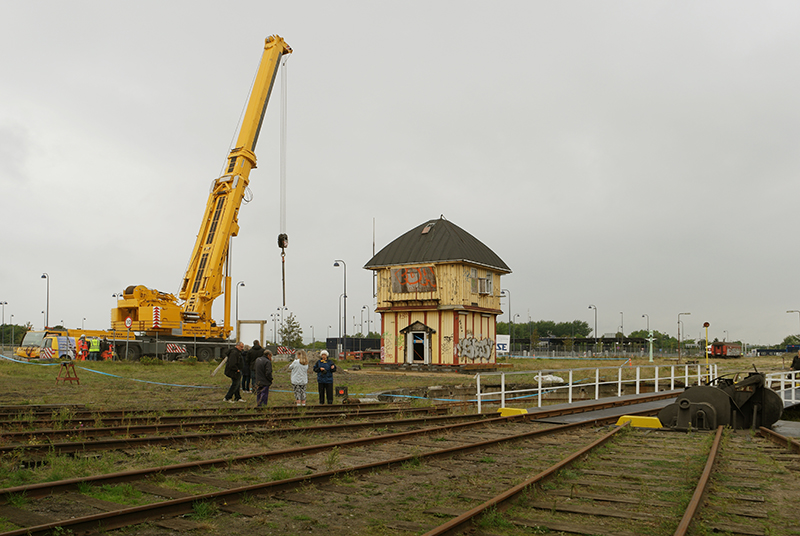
[475,363,719,413]
[765,370,800,407]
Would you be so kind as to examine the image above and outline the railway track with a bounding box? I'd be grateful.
[2,393,795,535]
[0,393,675,459]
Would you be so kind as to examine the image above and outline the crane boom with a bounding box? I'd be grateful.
[112,36,291,343]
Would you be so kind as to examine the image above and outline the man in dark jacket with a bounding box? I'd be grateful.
[244,340,265,392]
[254,350,273,407]
[223,342,245,402]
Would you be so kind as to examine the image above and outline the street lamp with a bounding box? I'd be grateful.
[361,305,368,335]
[41,273,49,329]
[334,260,347,338]
[270,313,277,343]
[10,314,14,351]
[787,310,800,335]
[588,305,597,351]
[41,311,45,330]
[678,312,691,363]
[501,289,511,329]
[338,293,344,338]
[723,330,728,342]
[235,281,245,341]
[0,301,6,349]
[82,317,86,330]
[643,314,653,362]
[310,325,315,346]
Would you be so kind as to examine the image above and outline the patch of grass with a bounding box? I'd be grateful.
[324,446,341,471]
[479,456,496,464]
[267,465,294,481]
[5,493,27,507]
[401,455,422,470]
[83,483,144,506]
[477,507,514,529]
[189,500,219,520]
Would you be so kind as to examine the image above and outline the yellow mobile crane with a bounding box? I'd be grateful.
[109,36,292,361]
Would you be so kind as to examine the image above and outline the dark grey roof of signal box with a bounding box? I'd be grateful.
[364,217,512,274]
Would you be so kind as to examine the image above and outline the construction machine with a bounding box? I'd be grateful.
[108,36,292,361]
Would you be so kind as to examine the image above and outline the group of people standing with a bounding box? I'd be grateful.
[221,342,337,406]
[77,335,111,361]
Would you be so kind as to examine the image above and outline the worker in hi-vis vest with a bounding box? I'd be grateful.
[89,337,101,361]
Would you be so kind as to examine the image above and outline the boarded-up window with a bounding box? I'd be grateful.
[391,266,437,293]
[478,275,492,295]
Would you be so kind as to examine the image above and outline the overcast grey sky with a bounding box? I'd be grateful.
[2,1,800,347]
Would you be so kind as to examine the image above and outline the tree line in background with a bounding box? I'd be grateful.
[0,323,30,347]
[275,313,380,350]
[497,319,800,351]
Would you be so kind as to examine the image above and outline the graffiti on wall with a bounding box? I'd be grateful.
[391,266,437,293]
[456,336,494,362]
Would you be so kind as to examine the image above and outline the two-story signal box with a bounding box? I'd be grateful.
[364,217,511,367]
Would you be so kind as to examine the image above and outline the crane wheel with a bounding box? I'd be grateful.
[197,347,214,362]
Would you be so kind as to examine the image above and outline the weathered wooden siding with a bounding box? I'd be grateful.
[376,262,500,366]
[376,263,501,310]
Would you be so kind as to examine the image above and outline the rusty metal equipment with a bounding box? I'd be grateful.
[658,368,783,431]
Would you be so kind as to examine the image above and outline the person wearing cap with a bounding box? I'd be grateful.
[313,350,337,404]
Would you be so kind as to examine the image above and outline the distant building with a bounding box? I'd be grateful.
[364,217,511,367]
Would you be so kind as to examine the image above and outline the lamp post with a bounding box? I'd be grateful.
[10,314,14,351]
[270,313,277,344]
[588,305,597,352]
[334,259,347,357]
[678,312,690,363]
[234,281,245,341]
[82,317,86,330]
[723,330,728,342]
[41,273,49,329]
[334,259,347,337]
[787,310,800,335]
[643,314,653,362]
[310,325,315,347]
[338,294,344,339]
[0,301,6,349]
[361,305,368,335]
[41,311,45,330]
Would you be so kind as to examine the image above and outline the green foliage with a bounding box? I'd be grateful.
[628,329,680,350]
[279,313,303,348]
[139,356,164,366]
[498,319,591,339]
[324,446,341,471]
[0,323,28,347]
[190,500,219,520]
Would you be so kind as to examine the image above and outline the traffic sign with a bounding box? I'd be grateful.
[125,317,132,329]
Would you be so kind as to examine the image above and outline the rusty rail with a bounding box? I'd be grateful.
[0,412,630,535]
[672,425,723,536]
